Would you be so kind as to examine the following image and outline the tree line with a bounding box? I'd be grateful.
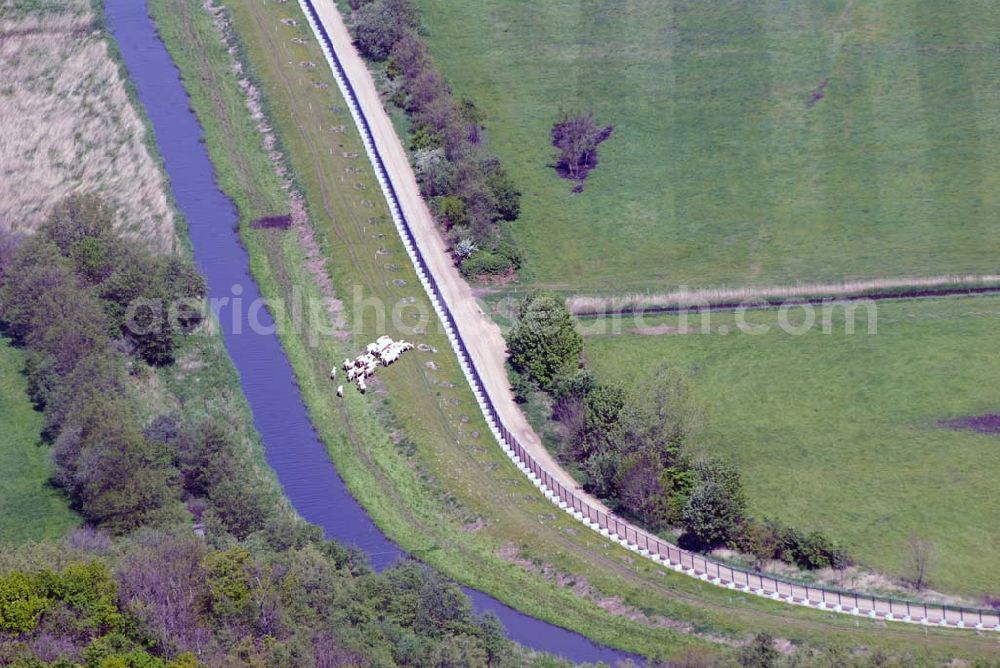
[0,196,537,666]
[506,293,851,573]
[347,0,523,279]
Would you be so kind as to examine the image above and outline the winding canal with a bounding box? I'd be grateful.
[104,0,632,663]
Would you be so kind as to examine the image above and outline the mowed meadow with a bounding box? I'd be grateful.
[0,338,78,542]
[414,0,1000,291]
[583,295,1000,596]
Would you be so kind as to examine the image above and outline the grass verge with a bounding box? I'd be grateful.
[0,337,79,542]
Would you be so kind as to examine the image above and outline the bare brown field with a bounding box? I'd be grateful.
[0,1,173,249]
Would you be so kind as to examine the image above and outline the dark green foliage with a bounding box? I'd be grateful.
[542,353,849,566]
[435,194,468,229]
[64,397,180,533]
[347,0,522,276]
[99,249,205,367]
[509,367,535,404]
[618,365,700,461]
[738,632,780,668]
[0,197,208,534]
[0,543,520,667]
[38,195,116,258]
[0,194,526,666]
[681,481,743,548]
[506,293,582,391]
[559,365,699,529]
[483,160,521,222]
[351,0,417,60]
[757,519,852,571]
[680,456,746,547]
[459,249,512,278]
[693,457,746,517]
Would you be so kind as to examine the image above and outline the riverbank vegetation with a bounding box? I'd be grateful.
[0,142,532,668]
[583,296,1000,598]
[345,0,523,280]
[142,0,1000,662]
[0,6,549,663]
[0,0,173,250]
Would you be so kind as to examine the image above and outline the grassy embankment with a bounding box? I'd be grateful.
[148,0,1000,660]
[413,0,999,293]
[0,338,79,542]
[584,296,1000,596]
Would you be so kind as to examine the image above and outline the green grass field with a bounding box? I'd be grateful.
[584,296,1000,595]
[413,0,1000,291]
[147,0,1000,660]
[0,338,78,542]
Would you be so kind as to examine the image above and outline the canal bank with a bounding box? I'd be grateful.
[103,0,634,662]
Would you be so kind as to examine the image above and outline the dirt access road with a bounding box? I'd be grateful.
[303,0,999,631]
[305,0,596,501]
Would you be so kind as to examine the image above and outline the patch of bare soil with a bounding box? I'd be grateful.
[938,414,1000,435]
[251,214,293,229]
[471,268,519,287]
[461,518,486,533]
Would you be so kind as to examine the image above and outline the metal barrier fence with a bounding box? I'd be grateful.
[294,0,999,632]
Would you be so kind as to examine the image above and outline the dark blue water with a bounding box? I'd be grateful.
[104,1,633,663]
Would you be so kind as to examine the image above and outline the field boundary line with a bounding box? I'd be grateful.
[295,0,1000,632]
[568,275,1000,316]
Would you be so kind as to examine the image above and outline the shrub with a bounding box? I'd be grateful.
[0,572,49,634]
[352,0,417,61]
[506,293,582,390]
[509,367,535,404]
[616,453,675,529]
[682,481,743,547]
[759,519,850,571]
[349,0,522,265]
[551,111,613,183]
[388,29,429,80]
[576,382,625,459]
[435,195,468,229]
[414,148,453,197]
[482,159,520,221]
[738,632,780,668]
[618,363,700,461]
[458,250,512,278]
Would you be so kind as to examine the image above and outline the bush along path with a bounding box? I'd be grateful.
[344,0,523,281]
[298,0,1000,633]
